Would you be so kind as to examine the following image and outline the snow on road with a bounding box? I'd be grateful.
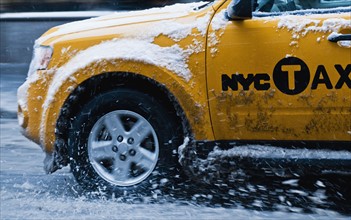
[0,70,350,219]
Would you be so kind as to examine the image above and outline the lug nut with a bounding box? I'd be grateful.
[120,154,126,161]
[117,135,123,142]
[112,146,118,152]
[127,138,134,145]
[129,149,136,156]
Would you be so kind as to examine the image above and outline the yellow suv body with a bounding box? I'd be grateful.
[18,0,351,191]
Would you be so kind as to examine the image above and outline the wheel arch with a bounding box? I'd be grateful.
[53,71,193,169]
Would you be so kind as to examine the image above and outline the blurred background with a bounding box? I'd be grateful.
[0,0,204,73]
[0,0,201,12]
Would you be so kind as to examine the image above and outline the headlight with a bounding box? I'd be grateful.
[28,45,53,77]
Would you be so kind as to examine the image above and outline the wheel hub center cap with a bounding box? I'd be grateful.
[118,143,129,154]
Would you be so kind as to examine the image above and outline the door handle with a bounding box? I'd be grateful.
[328,34,351,43]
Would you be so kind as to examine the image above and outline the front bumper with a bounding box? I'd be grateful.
[17,72,47,146]
[17,81,31,139]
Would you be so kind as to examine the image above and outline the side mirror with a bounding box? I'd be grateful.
[227,0,255,20]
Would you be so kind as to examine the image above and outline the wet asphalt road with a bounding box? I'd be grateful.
[1,67,351,219]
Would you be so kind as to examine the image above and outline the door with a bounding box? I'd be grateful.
[206,0,351,141]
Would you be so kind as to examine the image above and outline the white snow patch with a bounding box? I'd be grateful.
[151,21,196,41]
[210,47,218,55]
[211,9,228,31]
[208,32,219,47]
[142,12,211,42]
[17,71,41,114]
[279,196,285,202]
[186,39,204,54]
[252,199,263,208]
[282,179,299,187]
[328,31,342,39]
[278,17,321,34]
[278,16,351,46]
[316,180,326,188]
[61,46,71,55]
[207,145,351,160]
[289,41,298,46]
[195,12,213,36]
[288,189,308,196]
[160,178,169,185]
[13,181,36,190]
[309,190,327,205]
[178,137,190,164]
[43,153,56,174]
[17,81,30,113]
[208,9,228,56]
[45,38,191,103]
[316,18,351,33]
[187,144,351,183]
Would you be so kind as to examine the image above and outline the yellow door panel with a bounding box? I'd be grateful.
[207,4,351,141]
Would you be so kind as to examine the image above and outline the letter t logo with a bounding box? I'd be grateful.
[281,65,301,90]
[273,57,310,95]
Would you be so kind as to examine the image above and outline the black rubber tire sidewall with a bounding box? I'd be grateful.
[68,88,181,194]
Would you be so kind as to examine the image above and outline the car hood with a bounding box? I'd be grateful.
[36,1,211,45]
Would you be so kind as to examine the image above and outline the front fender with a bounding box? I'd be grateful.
[40,58,214,153]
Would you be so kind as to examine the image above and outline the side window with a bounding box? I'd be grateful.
[256,0,351,12]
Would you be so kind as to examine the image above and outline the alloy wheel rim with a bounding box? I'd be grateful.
[88,110,159,187]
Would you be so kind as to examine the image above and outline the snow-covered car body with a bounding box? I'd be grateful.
[18,0,351,190]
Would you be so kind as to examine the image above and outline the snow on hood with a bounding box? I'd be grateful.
[43,39,192,109]
[36,2,210,45]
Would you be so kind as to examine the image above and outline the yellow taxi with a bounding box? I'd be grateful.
[18,0,351,192]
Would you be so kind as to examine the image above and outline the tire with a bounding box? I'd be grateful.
[68,88,182,194]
